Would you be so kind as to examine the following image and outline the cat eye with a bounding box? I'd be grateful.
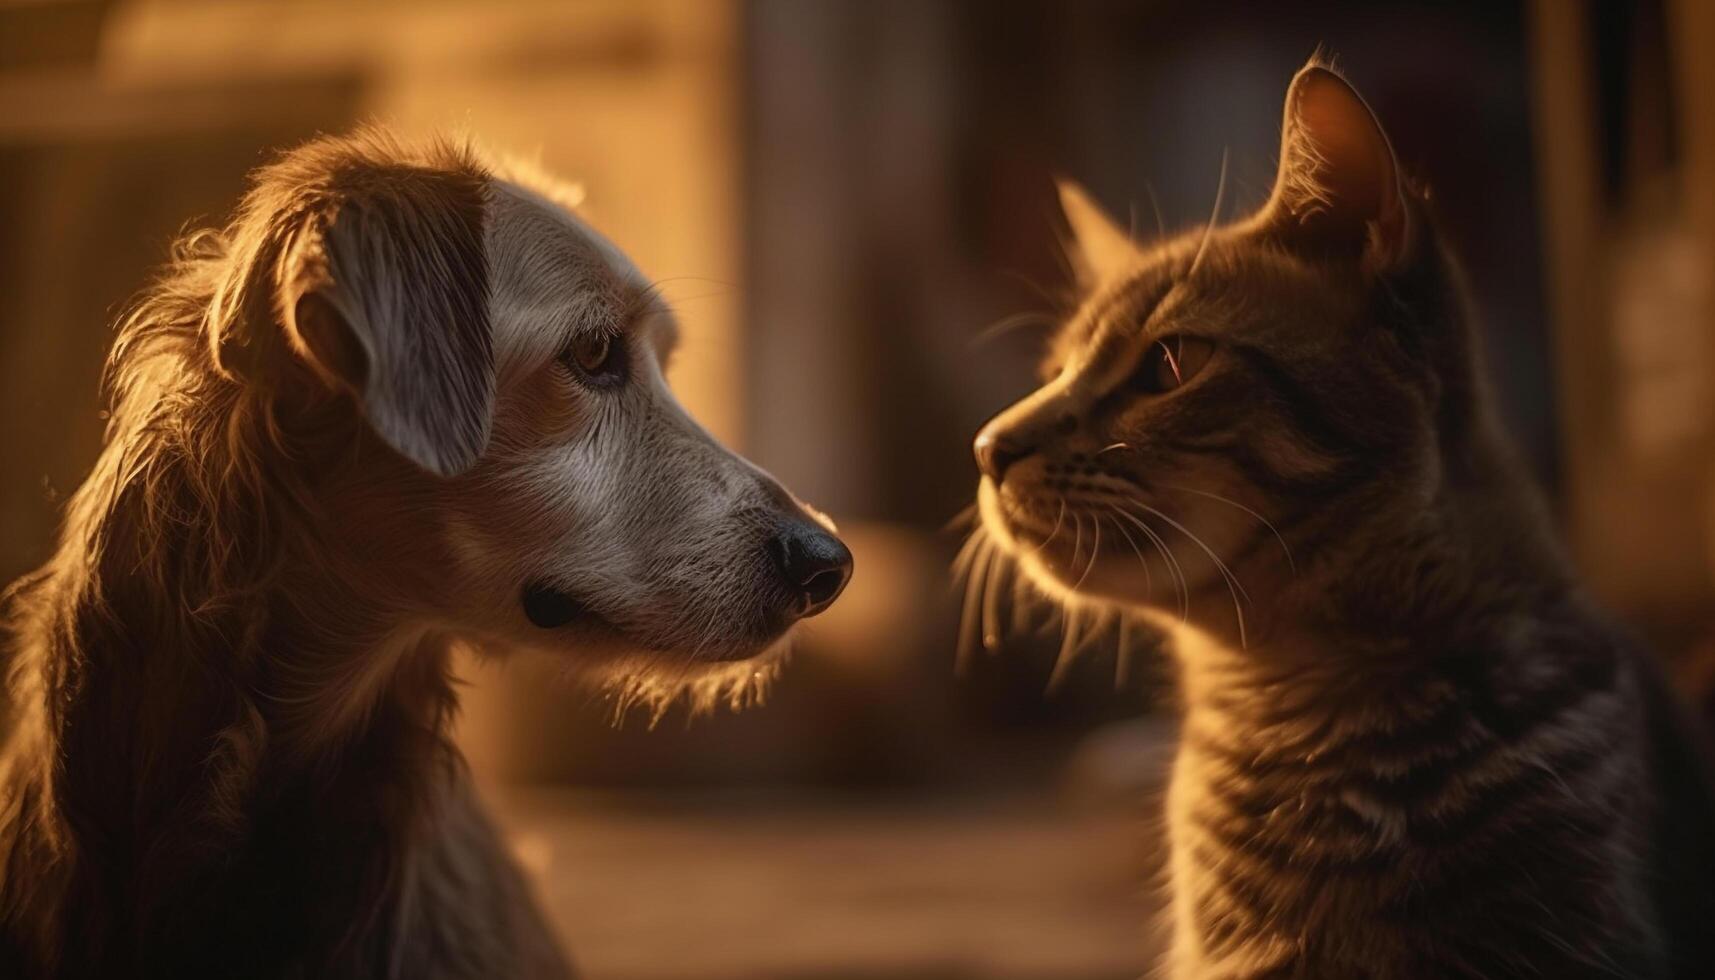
[1137,335,1214,394]
[562,331,627,387]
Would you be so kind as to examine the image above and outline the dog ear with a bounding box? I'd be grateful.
[277,165,494,477]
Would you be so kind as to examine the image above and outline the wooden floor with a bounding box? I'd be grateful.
[488,788,1163,980]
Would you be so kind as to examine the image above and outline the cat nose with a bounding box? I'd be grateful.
[974,428,1028,482]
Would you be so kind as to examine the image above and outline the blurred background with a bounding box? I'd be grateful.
[3,1,1713,977]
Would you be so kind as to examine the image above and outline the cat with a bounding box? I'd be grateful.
[969,60,1715,979]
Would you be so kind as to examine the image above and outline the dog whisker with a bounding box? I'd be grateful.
[600,641,792,729]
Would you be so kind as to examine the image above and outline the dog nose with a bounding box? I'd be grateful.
[973,427,1028,482]
[768,523,853,619]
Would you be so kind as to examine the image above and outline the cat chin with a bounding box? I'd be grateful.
[1017,560,1239,653]
[978,480,1236,625]
[975,480,1024,549]
[976,480,1071,554]
[1019,549,1151,605]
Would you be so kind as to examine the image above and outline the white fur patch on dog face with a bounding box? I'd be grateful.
[436,177,812,671]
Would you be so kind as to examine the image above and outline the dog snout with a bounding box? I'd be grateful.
[766,521,853,620]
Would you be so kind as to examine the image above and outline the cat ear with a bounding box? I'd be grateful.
[1057,178,1142,284]
[1262,64,1409,269]
[278,166,495,477]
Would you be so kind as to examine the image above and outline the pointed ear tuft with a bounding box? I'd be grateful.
[1056,178,1141,285]
[279,164,494,477]
[1263,64,1409,269]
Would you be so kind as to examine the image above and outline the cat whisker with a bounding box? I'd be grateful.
[1035,497,1069,555]
[1010,568,1035,634]
[981,542,1008,652]
[942,503,980,534]
[950,526,986,583]
[1000,268,1069,312]
[1114,614,1134,690]
[1122,498,1250,648]
[968,310,1057,350]
[1144,182,1167,242]
[955,534,996,677]
[1105,503,1190,624]
[1157,483,1296,573]
[1068,512,1085,582]
[1131,502,1251,604]
[1071,514,1103,591]
[1097,442,1130,456]
[1047,603,1085,694]
[1185,148,1230,281]
[1106,508,1155,600]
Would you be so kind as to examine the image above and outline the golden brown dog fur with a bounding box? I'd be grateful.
[0,129,839,978]
[0,132,571,979]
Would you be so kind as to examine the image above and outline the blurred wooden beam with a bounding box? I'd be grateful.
[1667,0,1715,698]
[0,0,108,71]
[1671,0,1715,231]
[1526,0,1607,559]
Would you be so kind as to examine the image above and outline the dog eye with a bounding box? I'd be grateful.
[1136,335,1213,394]
[562,332,626,387]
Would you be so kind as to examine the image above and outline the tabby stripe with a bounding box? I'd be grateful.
[1185,697,1485,779]
[1362,693,1621,810]
[1234,427,1348,497]
[1187,840,1280,948]
[1190,696,1621,834]
[1194,892,1247,958]
[1193,767,1304,821]
[1230,348,1357,462]
[1410,740,1628,848]
[1388,796,1630,911]
[1189,805,1395,876]
[1191,649,1622,785]
[1467,655,1622,743]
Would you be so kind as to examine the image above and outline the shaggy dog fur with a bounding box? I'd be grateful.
[0,130,847,978]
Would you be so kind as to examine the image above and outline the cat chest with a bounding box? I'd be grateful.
[1163,696,1648,975]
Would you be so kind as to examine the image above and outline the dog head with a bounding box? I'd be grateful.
[221,132,850,673]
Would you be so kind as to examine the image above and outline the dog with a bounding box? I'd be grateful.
[0,129,851,978]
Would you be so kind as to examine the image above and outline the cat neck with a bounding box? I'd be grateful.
[1170,602,1612,769]
[1172,414,1586,694]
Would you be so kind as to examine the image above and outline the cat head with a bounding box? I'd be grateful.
[973,62,1494,645]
